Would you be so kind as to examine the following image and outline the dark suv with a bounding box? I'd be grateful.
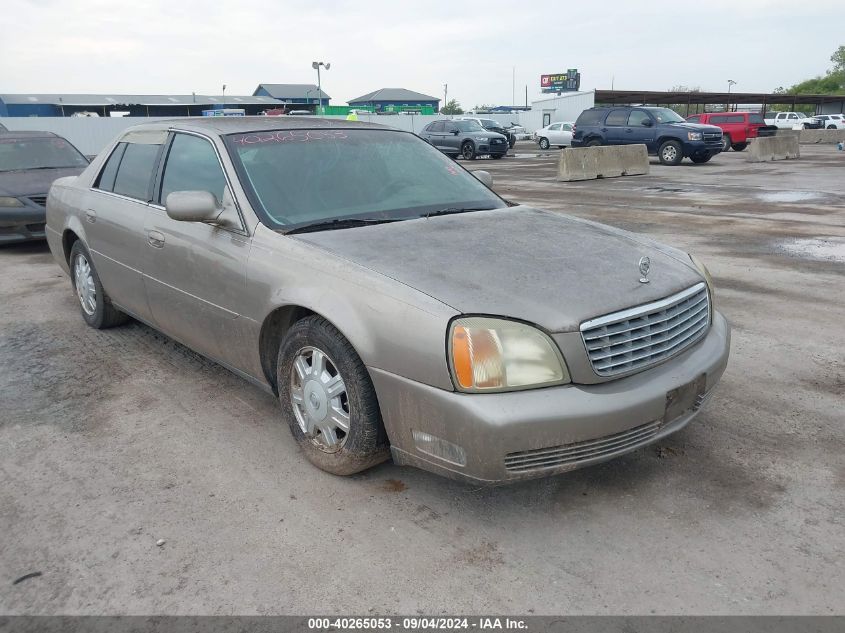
[571,106,724,165]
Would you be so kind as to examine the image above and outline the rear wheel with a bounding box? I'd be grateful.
[585,139,602,147]
[277,316,389,476]
[731,143,747,151]
[658,140,684,166]
[461,141,476,160]
[538,137,550,150]
[69,241,130,329]
[828,125,837,130]
[721,134,732,152]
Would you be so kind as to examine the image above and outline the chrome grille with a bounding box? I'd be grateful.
[580,283,710,377]
[27,195,48,207]
[703,132,722,144]
[504,420,662,472]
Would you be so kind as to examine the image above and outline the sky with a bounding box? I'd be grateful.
[2,0,842,107]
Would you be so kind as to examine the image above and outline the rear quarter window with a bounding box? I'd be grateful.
[95,143,126,192]
[605,110,629,126]
[575,110,606,126]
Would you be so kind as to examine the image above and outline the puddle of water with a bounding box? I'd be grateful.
[778,238,845,263]
[757,191,824,203]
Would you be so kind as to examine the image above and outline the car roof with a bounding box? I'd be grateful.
[117,116,394,137]
[0,130,61,140]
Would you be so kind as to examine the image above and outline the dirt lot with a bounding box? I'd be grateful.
[1,143,843,615]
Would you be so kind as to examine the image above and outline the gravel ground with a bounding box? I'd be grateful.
[1,143,843,615]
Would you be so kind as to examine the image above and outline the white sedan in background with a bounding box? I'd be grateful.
[534,122,575,149]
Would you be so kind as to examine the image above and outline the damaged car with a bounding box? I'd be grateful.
[46,118,730,483]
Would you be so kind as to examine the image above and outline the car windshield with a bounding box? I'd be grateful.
[646,108,686,124]
[454,121,483,132]
[225,128,505,230]
[480,119,499,128]
[0,137,88,172]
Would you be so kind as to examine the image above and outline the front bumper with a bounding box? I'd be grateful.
[0,203,47,244]
[478,140,508,156]
[685,140,723,157]
[372,311,730,484]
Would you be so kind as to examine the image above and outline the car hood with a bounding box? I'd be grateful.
[667,122,721,134]
[293,207,703,332]
[0,167,85,197]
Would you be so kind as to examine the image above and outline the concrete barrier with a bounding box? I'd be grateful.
[747,135,800,162]
[798,129,845,144]
[558,144,649,181]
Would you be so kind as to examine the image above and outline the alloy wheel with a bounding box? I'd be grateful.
[662,145,678,163]
[73,253,97,316]
[290,346,350,452]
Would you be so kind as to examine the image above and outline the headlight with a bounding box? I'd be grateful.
[449,317,570,392]
[687,132,702,141]
[689,253,715,303]
[477,137,489,142]
[0,196,24,207]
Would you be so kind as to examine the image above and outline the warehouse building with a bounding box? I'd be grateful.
[347,88,439,113]
[252,84,330,112]
[0,94,283,117]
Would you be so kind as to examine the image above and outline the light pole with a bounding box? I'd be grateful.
[312,62,330,115]
[727,79,736,113]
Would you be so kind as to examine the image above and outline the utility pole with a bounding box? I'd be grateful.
[512,66,515,107]
[443,83,448,113]
[312,62,331,115]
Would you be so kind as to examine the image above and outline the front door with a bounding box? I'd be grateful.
[625,110,657,151]
[141,131,251,364]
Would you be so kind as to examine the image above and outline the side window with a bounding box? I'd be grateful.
[710,115,728,124]
[112,142,162,201]
[95,143,127,192]
[430,121,444,133]
[160,134,228,205]
[727,115,745,124]
[445,123,458,133]
[549,123,561,131]
[562,123,573,131]
[627,110,652,126]
[605,110,629,126]
[788,113,799,120]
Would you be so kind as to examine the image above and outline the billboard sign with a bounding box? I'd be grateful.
[541,69,581,93]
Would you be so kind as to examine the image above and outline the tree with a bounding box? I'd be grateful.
[441,99,463,115]
[831,45,845,74]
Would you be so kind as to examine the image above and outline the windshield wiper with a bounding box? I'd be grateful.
[284,217,402,235]
[424,206,495,218]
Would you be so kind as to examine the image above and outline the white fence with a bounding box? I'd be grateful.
[1,95,597,156]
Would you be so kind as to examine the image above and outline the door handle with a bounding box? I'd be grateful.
[85,210,97,223]
[625,129,633,133]
[148,230,165,248]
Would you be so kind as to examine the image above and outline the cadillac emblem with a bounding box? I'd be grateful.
[638,256,651,283]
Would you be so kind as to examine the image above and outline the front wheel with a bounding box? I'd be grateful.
[69,241,129,329]
[538,137,550,150]
[658,140,684,165]
[721,134,732,152]
[828,125,837,130]
[277,316,389,476]
[461,141,476,160]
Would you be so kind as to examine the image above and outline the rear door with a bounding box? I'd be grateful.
[84,130,166,321]
[141,131,251,363]
[603,109,630,145]
[546,123,562,143]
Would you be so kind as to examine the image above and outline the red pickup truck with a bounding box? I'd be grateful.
[685,112,775,152]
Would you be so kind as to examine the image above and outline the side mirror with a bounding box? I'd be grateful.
[641,119,653,127]
[474,170,493,188]
[165,190,221,223]
[451,129,460,135]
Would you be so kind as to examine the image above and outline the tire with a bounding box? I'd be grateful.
[461,141,476,160]
[508,136,516,149]
[538,137,550,150]
[828,125,837,130]
[585,139,602,147]
[731,143,747,151]
[69,241,129,329]
[276,316,389,476]
[721,134,732,152]
[690,152,712,164]
[658,140,684,166]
